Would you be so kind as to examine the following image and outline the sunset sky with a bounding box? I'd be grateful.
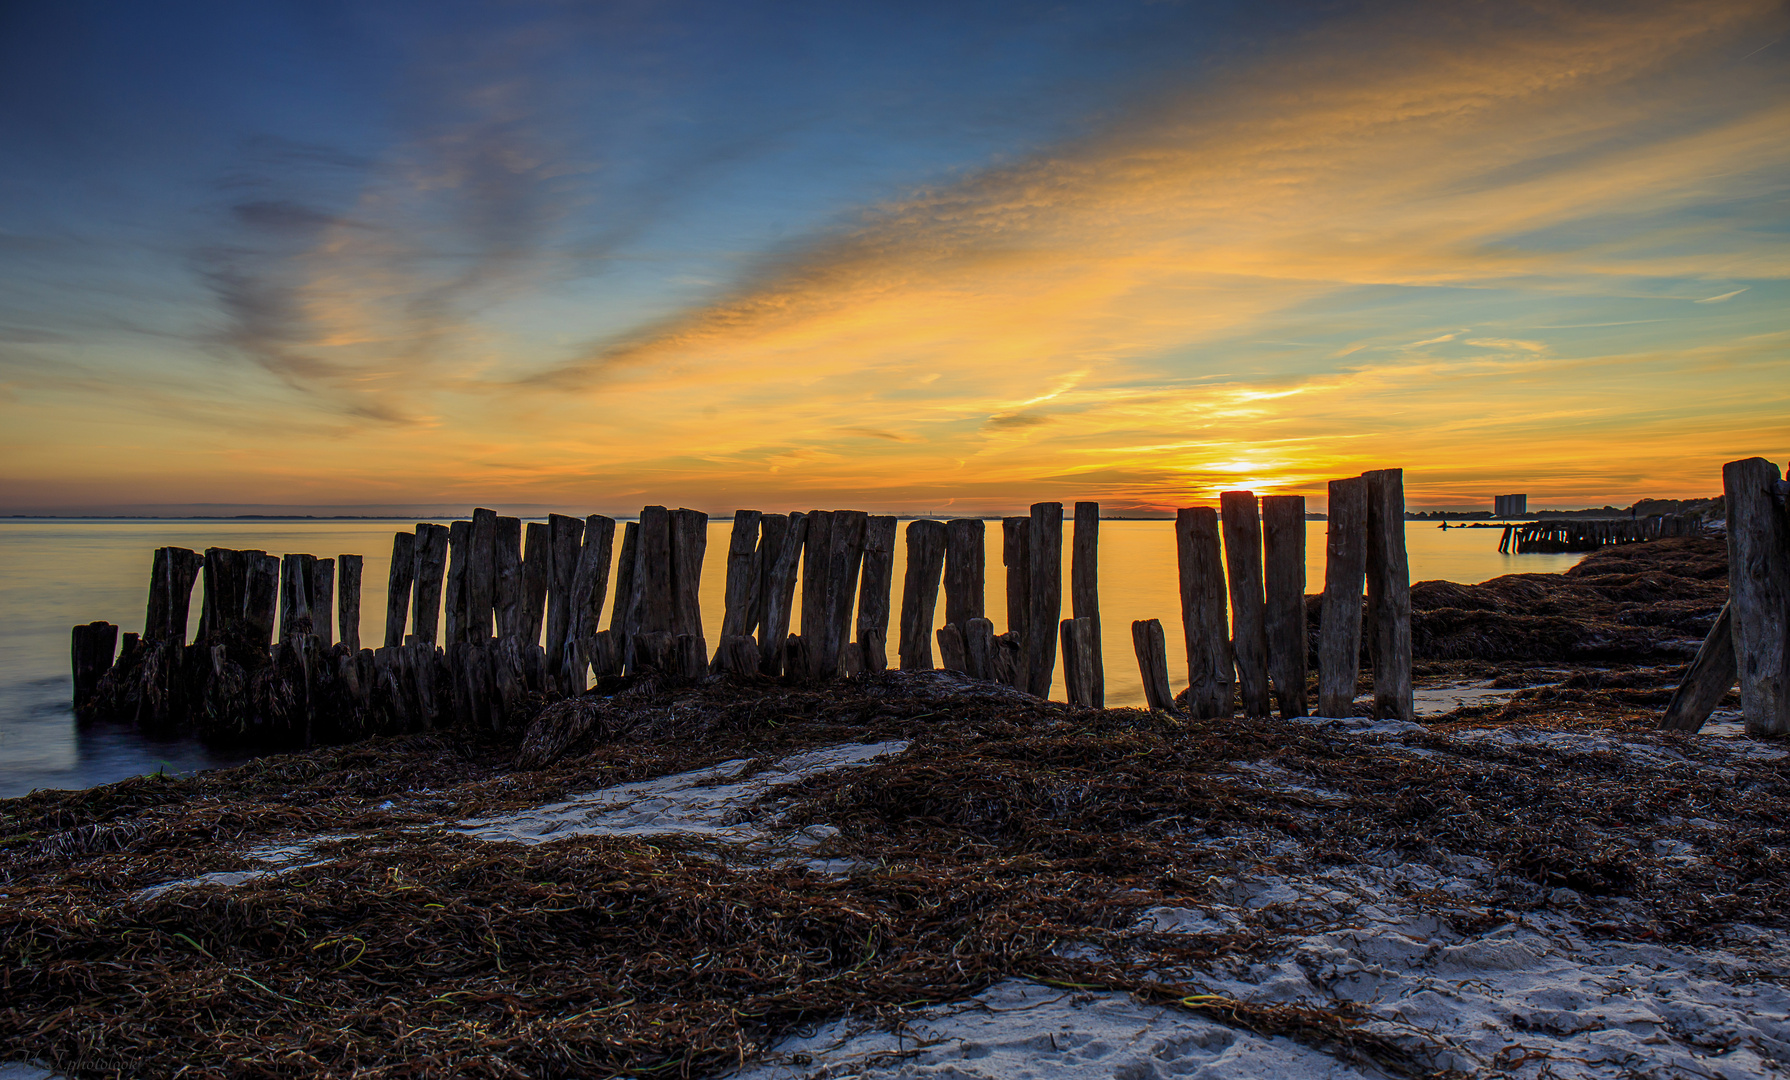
[1,0,1784,516]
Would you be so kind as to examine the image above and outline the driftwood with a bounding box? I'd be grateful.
[1176,507,1231,719]
[337,554,362,653]
[1026,503,1063,699]
[1364,469,1414,722]
[494,516,522,639]
[1723,457,1790,735]
[412,523,449,646]
[899,520,947,670]
[443,520,470,646]
[1662,601,1736,732]
[521,521,551,646]
[855,516,898,674]
[944,518,986,627]
[1131,618,1176,712]
[758,513,807,676]
[1318,477,1367,717]
[71,622,118,709]
[1262,494,1306,719]
[1071,502,1103,707]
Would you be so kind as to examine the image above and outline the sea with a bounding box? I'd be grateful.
[0,518,1588,798]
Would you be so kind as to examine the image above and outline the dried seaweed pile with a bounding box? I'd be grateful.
[4,662,1788,1080]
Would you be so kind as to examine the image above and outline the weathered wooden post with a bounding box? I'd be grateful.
[1027,502,1063,698]
[759,512,807,675]
[1059,616,1096,706]
[964,616,995,680]
[607,521,640,666]
[817,510,867,680]
[1723,457,1790,735]
[310,557,336,646]
[944,518,986,628]
[1219,492,1270,717]
[337,553,363,653]
[669,508,709,678]
[279,553,317,640]
[1364,469,1414,722]
[494,516,523,639]
[1318,477,1367,717]
[467,508,498,642]
[854,515,898,673]
[1071,502,1103,707]
[1002,516,1031,689]
[714,511,763,671]
[412,523,449,645]
[936,622,967,672]
[521,521,551,646]
[1176,507,1231,718]
[571,514,617,645]
[71,622,118,709]
[443,520,471,645]
[246,552,280,646]
[1262,494,1307,718]
[145,547,204,644]
[1662,602,1735,732]
[544,512,586,677]
[1131,619,1175,712]
[799,511,836,666]
[898,520,947,670]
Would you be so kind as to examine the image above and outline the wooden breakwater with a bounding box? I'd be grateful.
[71,472,1418,746]
[1498,514,1700,554]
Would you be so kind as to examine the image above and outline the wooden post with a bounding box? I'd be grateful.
[412,523,449,645]
[279,553,317,640]
[759,512,808,676]
[608,520,639,658]
[1059,616,1096,706]
[1220,491,1271,718]
[1002,516,1031,688]
[944,518,986,627]
[145,547,204,643]
[521,521,551,646]
[246,553,280,646]
[669,509,709,677]
[855,515,898,674]
[1262,494,1307,719]
[545,512,587,676]
[494,516,522,639]
[310,557,336,646]
[1364,469,1414,722]
[71,622,118,709]
[467,508,498,642]
[800,510,835,651]
[1723,457,1790,735]
[751,513,790,642]
[936,622,967,672]
[898,519,947,669]
[443,520,471,645]
[1071,502,1103,707]
[1318,477,1367,717]
[714,511,763,670]
[1131,619,1175,712]
[337,553,362,653]
[1662,601,1735,733]
[964,616,995,681]
[817,510,867,679]
[1176,507,1231,718]
[572,514,617,646]
[1026,502,1063,699]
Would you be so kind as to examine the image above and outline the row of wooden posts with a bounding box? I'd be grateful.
[70,468,1417,743]
[1663,457,1790,736]
[1498,514,1700,554]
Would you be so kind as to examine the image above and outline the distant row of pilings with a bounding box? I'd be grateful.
[70,469,1417,747]
[1498,514,1702,554]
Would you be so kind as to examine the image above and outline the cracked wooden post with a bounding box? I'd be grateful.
[936,622,966,673]
[279,553,317,640]
[608,521,639,663]
[1220,491,1270,718]
[944,518,986,628]
[146,547,204,645]
[964,616,995,681]
[571,513,616,654]
[1176,507,1231,719]
[1364,469,1414,723]
[1262,494,1307,719]
[799,511,835,674]
[467,508,498,642]
[71,622,118,710]
[817,510,867,680]
[1131,618,1175,712]
[1318,477,1367,717]
[1723,457,1790,735]
[1662,601,1735,733]
[411,523,449,646]
[854,515,898,674]
[443,520,471,645]
[246,553,280,647]
[1059,615,1095,707]
[758,512,807,676]
[1002,516,1031,689]
[544,512,586,679]
[669,508,709,678]
[521,521,552,646]
[310,557,336,646]
[337,554,362,654]
[714,511,763,671]
[494,516,523,639]
[898,519,947,670]
[1026,502,1063,699]
[1071,501,1104,707]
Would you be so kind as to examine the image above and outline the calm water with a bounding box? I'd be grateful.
[0,518,1584,798]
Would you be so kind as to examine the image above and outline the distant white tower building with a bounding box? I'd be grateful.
[1494,494,1527,517]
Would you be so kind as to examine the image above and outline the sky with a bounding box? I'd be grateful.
[0,0,1785,517]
